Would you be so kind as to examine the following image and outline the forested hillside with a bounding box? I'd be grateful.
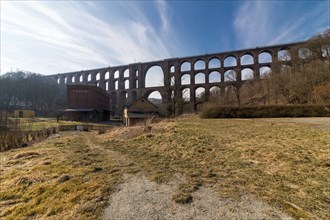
[0,71,66,114]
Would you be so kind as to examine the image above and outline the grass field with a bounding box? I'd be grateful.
[1,116,329,219]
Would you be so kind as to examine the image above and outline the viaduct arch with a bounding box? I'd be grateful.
[48,42,304,116]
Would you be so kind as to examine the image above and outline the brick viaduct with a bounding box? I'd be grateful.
[48,41,304,116]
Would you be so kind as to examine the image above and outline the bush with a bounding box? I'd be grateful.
[200,105,330,118]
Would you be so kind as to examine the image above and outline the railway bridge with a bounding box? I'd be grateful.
[48,41,304,116]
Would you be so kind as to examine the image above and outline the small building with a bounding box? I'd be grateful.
[123,97,161,126]
[65,84,110,122]
[14,110,35,118]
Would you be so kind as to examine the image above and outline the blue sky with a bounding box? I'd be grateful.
[1,0,329,75]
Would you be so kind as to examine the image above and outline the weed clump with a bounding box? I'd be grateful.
[92,167,103,173]
[58,175,70,183]
[14,152,40,159]
[98,129,105,135]
[172,192,193,204]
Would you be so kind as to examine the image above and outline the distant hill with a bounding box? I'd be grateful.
[148,98,162,106]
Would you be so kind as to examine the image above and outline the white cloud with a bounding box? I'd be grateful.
[155,0,171,33]
[0,1,178,75]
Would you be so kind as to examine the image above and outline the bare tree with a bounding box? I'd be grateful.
[224,70,242,106]
[166,76,187,117]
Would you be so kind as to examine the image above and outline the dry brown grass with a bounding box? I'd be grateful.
[98,117,330,219]
[0,131,125,219]
[1,117,329,219]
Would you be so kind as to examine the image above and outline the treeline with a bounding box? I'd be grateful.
[0,71,66,115]
[205,29,330,110]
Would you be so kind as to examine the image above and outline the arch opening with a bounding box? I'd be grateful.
[96,73,100,81]
[194,60,205,70]
[170,66,175,73]
[125,79,129,89]
[182,88,190,101]
[224,70,237,82]
[241,68,254,80]
[260,67,272,78]
[258,52,272,63]
[224,56,237,67]
[147,91,162,106]
[105,71,110,80]
[114,70,119,79]
[240,54,254,65]
[195,87,205,102]
[210,86,221,100]
[278,50,291,61]
[145,66,164,88]
[180,61,191,72]
[298,48,312,59]
[209,71,221,83]
[124,69,129,78]
[208,58,221,68]
[115,80,118,90]
[210,86,220,95]
[181,74,191,85]
[195,72,205,84]
[321,45,330,57]
[170,76,175,86]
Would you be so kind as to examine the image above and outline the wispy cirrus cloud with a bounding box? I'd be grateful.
[155,0,172,33]
[233,1,330,49]
[233,1,276,48]
[0,1,178,75]
[270,1,330,44]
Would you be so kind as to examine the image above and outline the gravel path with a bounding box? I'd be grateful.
[104,175,292,220]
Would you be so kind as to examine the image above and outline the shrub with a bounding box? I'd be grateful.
[200,105,330,118]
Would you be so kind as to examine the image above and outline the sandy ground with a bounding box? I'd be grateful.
[103,175,292,220]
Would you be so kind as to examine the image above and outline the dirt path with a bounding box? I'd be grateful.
[103,174,292,220]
